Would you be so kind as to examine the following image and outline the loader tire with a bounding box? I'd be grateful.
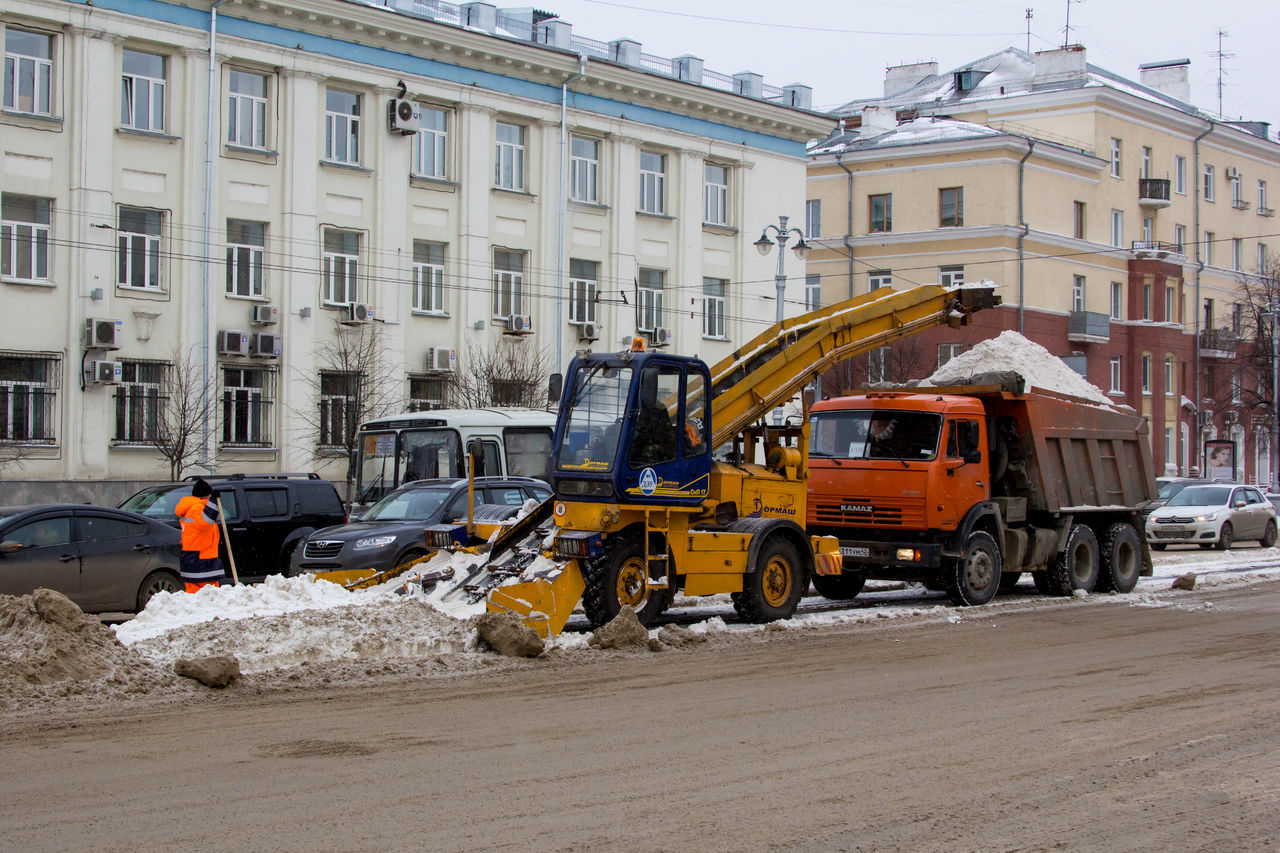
[582,535,670,629]
[1044,524,1099,596]
[944,530,1002,606]
[811,570,865,601]
[1097,523,1141,594]
[732,538,805,623]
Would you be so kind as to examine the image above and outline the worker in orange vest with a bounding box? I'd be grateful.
[175,478,225,593]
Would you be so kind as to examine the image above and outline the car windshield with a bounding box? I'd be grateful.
[1166,486,1231,507]
[1156,480,1188,499]
[809,410,943,461]
[119,487,186,517]
[362,487,451,521]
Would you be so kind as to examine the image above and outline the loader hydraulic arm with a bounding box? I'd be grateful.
[707,284,997,446]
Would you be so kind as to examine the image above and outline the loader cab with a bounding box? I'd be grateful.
[551,348,711,506]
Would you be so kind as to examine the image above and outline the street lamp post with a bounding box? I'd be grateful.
[754,215,811,325]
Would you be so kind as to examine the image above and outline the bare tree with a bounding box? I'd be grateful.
[1227,258,1280,429]
[142,347,219,481]
[452,336,553,409]
[0,441,30,474]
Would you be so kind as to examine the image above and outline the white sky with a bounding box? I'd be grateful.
[540,0,1278,134]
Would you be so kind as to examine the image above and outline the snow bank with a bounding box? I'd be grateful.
[923,330,1112,405]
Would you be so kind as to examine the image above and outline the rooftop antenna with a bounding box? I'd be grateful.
[1063,0,1083,47]
[1025,8,1033,53]
[1213,28,1235,117]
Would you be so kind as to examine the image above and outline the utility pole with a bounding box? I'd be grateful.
[1026,8,1033,53]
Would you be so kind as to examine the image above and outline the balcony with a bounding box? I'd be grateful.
[1138,178,1172,209]
[1131,240,1185,259]
[1260,206,1275,218]
[1233,199,1252,211]
[1199,327,1238,359]
[1067,311,1110,343]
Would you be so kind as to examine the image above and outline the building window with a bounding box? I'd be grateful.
[1260,243,1269,275]
[1110,282,1123,320]
[1164,286,1175,323]
[4,27,53,115]
[868,270,891,291]
[221,366,273,446]
[1109,138,1122,177]
[702,277,726,339]
[938,343,963,368]
[1174,155,1187,194]
[868,347,891,384]
[1142,283,1151,321]
[1231,173,1244,207]
[414,105,448,179]
[1141,146,1152,179]
[1203,164,1215,202]
[637,267,664,332]
[321,229,359,306]
[227,69,267,149]
[408,375,450,411]
[318,371,360,448]
[805,200,821,239]
[1110,210,1123,248]
[1173,224,1186,254]
[225,220,265,297]
[1232,238,1243,271]
[494,122,526,191]
[1142,216,1153,244]
[639,151,666,215]
[1260,180,1269,212]
[569,136,598,203]
[1073,201,1086,239]
[1165,356,1174,393]
[804,273,821,311]
[121,49,165,132]
[1072,275,1086,312]
[569,258,597,324]
[1141,354,1152,394]
[1232,302,1243,336]
[940,187,963,227]
[704,164,728,226]
[1231,371,1243,404]
[1109,356,1122,393]
[492,248,524,319]
[1,194,51,282]
[869,194,892,233]
[412,241,445,314]
[114,360,166,443]
[939,265,964,287]
[117,207,163,290]
[1203,297,1215,331]
[1204,231,1214,266]
[0,353,58,442]
[324,89,360,164]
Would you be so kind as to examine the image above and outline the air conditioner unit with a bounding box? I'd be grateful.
[342,302,372,325]
[506,314,533,334]
[388,97,418,135]
[426,346,455,372]
[252,305,279,326]
[577,321,599,342]
[250,332,282,358]
[83,318,122,350]
[85,359,121,385]
[217,329,251,357]
[651,326,672,348]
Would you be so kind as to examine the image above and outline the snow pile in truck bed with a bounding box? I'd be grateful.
[921,330,1113,406]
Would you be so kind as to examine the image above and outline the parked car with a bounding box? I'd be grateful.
[0,504,182,613]
[1147,476,1235,513]
[119,473,346,582]
[1145,483,1278,550]
[293,477,551,577]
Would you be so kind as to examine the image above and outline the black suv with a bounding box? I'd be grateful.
[292,477,550,577]
[118,473,346,582]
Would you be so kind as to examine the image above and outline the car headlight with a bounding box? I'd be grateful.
[1194,512,1219,523]
[353,535,397,551]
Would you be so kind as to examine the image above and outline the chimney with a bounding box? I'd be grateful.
[733,71,763,99]
[673,55,703,84]
[461,2,496,33]
[1033,45,1087,87]
[1139,59,1190,103]
[610,38,641,68]
[860,105,898,137]
[536,19,573,50]
[782,84,813,111]
[883,61,937,98]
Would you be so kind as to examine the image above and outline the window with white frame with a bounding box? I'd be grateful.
[1073,201,1086,239]
[1110,209,1124,248]
[1204,231,1214,266]
[1072,275,1086,312]
[868,270,891,291]
[639,151,666,215]
[1165,427,1173,462]
[805,200,821,239]
[1232,302,1242,336]
[121,49,165,132]
[322,229,359,305]
[319,371,359,447]
[937,343,963,368]
[1109,356,1122,392]
[1165,285,1175,323]
[225,219,265,297]
[494,122,526,191]
[805,273,821,311]
[1141,354,1152,394]
[1174,155,1186,194]
[1231,173,1244,207]
[1110,281,1123,320]
[702,277,726,339]
[704,164,728,226]
[1231,370,1243,404]
[939,187,963,227]
[1110,138,1122,177]
[1165,356,1174,393]
[939,265,964,287]
[1260,180,1269,212]
[0,352,58,442]
[1142,283,1151,320]
[414,105,448,178]
[1173,223,1186,253]
[1,194,51,282]
[324,89,360,164]
[868,346,891,384]
[4,27,52,115]
[408,375,450,411]
[1203,164,1215,201]
[221,365,273,446]
[491,249,524,318]
[412,241,445,314]
[869,194,892,232]
[568,258,597,324]
[1142,216,1153,244]
[1232,238,1243,271]
[117,206,163,290]
[1141,146,1152,179]
[1260,243,1269,275]
[227,69,267,149]
[569,136,598,203]
[114,360,166,443]
[637,267,664,332]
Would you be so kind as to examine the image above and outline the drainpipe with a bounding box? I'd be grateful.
[1017,137,1035,334]
[835,149,854,300]
[556,55,587,375]
[1192,119,1214,474]
[200,0,229,471]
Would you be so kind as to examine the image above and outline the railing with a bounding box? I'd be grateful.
[1260,206,1276,217]
[1199,327,1238,354]
[1233,199,1252,211]
[1068,310,1110,341]
[1131,240,1186,257]
[1138,178,1171,205]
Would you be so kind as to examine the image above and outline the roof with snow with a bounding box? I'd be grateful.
[807,114,1095,160]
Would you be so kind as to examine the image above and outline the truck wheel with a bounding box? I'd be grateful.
[1045,524,1099,595]
[1262,520,1278,548]
[582,536,668,628]
[732,538,804,623]
[812,570,865,600]
[999,572,1023,591]
[1097,523,1141,594]
[1215,523,1233,551]
[944,531,1002,606]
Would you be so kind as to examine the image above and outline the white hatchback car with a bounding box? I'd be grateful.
[1146,484,1278,550]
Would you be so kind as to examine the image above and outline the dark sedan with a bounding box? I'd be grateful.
[0,505,182,613]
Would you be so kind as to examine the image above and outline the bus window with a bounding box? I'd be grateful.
[505,427,553,479]
[358,432,397,502]
[400,429,463,483]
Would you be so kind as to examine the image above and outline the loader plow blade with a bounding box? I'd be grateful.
[486,559,585,638]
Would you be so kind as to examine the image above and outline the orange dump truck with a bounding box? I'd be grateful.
[805,372,1157,605]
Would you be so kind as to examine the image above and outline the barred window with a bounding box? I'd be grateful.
[0,352,58,442]
[408,375,450,411]
[319,371,359,447]
[221,365,274,446]
[114,360,167,443]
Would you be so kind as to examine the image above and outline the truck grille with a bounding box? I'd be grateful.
[811,498,926,528]
[303,540,344,559]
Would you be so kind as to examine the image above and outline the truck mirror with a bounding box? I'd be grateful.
[964,449,982,464]
[548,373,563,405]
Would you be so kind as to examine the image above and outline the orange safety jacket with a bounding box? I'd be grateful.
[175,495,222,559]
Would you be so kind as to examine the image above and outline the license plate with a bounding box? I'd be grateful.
[840,546,870,558]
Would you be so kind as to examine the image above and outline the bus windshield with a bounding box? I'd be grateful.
[557,364,633,473]
[810,410,942,461]
[357,428,463,503]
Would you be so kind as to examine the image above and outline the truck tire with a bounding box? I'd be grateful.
[1097,523,1141,594]
[582,535,670,628]
[1045,524,1099,595]
[732,538,805,623]
[812,570,865,600]
[944,531,1002,606]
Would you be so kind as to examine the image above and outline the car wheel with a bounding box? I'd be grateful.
[1261,519,1277,548]
[1216,523,1233,551]
[137,571,180,612]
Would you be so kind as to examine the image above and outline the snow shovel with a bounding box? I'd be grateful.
[215,496,240,585]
